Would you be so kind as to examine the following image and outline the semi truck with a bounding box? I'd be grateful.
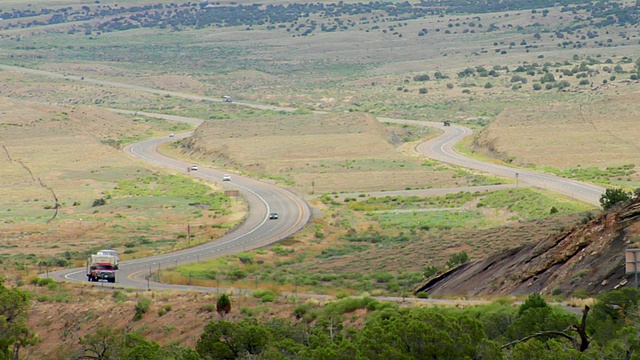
[87,254,117,283]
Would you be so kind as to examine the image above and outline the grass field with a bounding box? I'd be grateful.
[5,1,640,357]
[0,0,637,288]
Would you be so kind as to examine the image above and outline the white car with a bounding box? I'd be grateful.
[169,133,175,138]
[223,174,231,181]
[190,165,198,171]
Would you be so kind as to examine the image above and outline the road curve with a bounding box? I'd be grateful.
[22,67,607,292]
[380,118,605,206]
[47,126,311,289]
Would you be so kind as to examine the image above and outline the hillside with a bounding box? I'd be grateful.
[472,88,640,172]
[177,112,483,194]
[415,197,640,298]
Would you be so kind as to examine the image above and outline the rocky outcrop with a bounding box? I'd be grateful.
[415,198,640,297]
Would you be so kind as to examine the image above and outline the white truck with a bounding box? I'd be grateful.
[96,249,119,269]
[87,254,117,283]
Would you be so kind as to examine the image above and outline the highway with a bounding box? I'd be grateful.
[380,118,605,206]
[47,126,312,289]
[17,66,606,293]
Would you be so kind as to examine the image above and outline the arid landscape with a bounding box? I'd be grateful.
[1,0,640,358]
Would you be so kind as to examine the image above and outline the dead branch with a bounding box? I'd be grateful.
[572,305,590,352]
[2,145,11,163]
[39,178,60,224]
[17,160,35,181]
[501,327,577,349]
[502,306,591,352]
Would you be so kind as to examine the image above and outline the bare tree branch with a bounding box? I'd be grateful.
[501,327,577,349]
[2,145,11,163]
[502,306,592,352]
[39,178,60,224]
[17,160,35,181]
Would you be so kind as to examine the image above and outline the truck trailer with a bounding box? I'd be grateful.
[87,254,117,283]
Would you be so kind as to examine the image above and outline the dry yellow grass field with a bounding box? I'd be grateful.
[473,85,640,172]
[181,111,482,194]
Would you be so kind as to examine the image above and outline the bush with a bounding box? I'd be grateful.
[92,198,106,207]
[253,290,276,302]
[446,251,469,268]
[216,294,231,316]
[134,298,151,320]
[600,188,631,210]
[294,304,313,319]
[423,266,439,278]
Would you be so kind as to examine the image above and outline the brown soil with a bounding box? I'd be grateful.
[24,286,297,359]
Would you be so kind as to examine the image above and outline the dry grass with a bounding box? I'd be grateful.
[0,96,237,263]
[180,111,476,194]
[473,87,640,172]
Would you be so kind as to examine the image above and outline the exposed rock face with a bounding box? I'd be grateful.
[415,198,640,297]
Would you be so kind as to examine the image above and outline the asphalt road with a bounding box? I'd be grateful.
[46,129,312,289]
[380,118,605,206]
[17,66,605,300]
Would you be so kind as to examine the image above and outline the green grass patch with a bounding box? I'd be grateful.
[535,164,636,187]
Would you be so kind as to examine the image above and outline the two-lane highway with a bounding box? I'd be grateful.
[380,118,605,206]
[48,129,311,289]
[21,65,607,291]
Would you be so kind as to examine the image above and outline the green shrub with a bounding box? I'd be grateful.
[294,304,312,319]
[134,298,151,320]
[112,290,127,303]
[253,290,276,302]
[92,198,106,207]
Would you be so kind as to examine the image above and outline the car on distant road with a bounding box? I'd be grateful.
[269,212,279,220]
[190,165,198,171]
[169,133,175,137]
[223,174,231,181]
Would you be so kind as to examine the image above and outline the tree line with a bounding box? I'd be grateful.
[3,276,640,359]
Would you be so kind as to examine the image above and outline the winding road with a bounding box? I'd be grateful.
[20,66,605,292]
[47,115,312,289]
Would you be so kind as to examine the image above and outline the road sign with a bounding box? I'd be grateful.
[225,190,240,197]
[625,249,640,289]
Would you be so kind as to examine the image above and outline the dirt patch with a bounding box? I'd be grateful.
[24,286,298,359]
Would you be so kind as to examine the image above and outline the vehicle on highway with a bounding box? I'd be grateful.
[86,254,117,283]
[269,212,279,220]
[169,133,175,137]
[223,174,231,181]
[96,249,119,269]
[223,95,232,102]
[190,165,198,171]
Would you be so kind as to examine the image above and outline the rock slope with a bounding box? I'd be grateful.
[415,198,640,297]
